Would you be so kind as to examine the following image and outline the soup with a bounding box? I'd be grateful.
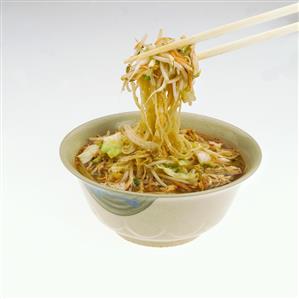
[75,31,245,193]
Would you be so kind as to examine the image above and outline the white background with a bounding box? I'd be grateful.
[2,1,298,298]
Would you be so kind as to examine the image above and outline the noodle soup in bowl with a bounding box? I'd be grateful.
[60,112,262,247]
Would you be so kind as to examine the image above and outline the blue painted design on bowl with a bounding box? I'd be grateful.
[85,184,157,216]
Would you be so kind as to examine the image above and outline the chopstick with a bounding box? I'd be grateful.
[197,22,299,61]
[124,3,298,64]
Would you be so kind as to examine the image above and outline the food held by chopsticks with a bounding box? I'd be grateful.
[76,32,244,193]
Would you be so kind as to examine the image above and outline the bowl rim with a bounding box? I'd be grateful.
[60,111,262,198]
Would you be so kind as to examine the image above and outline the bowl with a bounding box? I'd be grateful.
[60,112,262,247]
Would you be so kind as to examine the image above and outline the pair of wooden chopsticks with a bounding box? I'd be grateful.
[125,3,299,64]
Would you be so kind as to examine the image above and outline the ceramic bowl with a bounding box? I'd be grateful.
[60,112,262,247]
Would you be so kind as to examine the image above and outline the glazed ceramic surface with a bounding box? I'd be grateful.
[60,112,262,247]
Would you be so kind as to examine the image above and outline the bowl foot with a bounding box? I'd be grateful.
[118,234,198,247]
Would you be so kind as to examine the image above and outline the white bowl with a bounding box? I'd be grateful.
[60,112,262,247]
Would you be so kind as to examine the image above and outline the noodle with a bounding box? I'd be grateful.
[75,32,245,193]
